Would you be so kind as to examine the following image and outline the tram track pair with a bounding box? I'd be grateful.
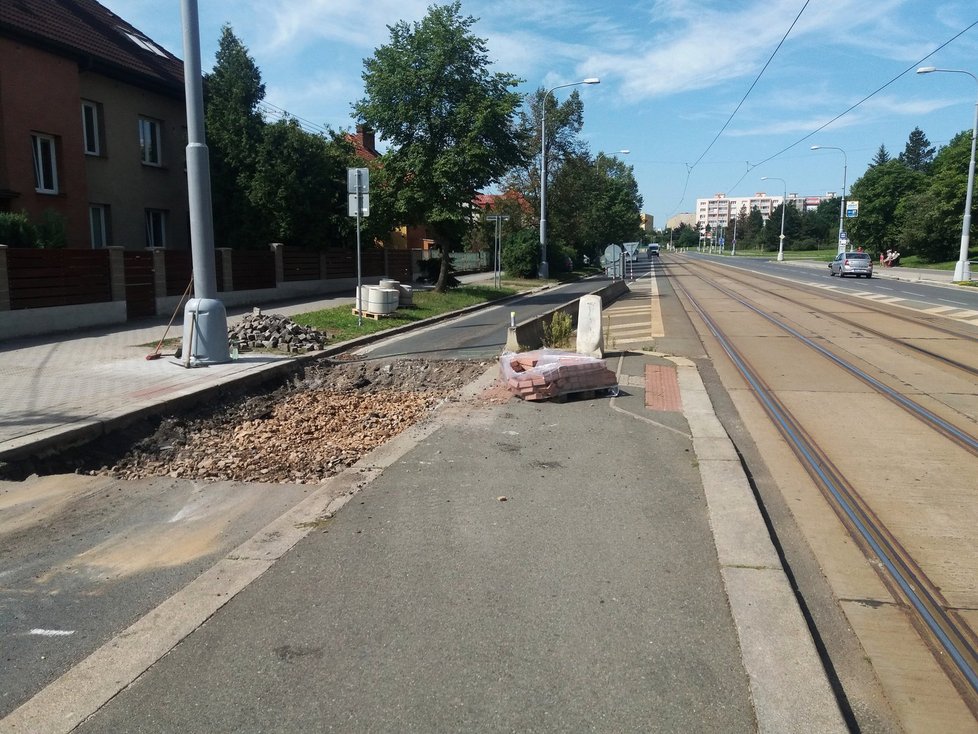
[666,258,978,713]
[689,256,978,380]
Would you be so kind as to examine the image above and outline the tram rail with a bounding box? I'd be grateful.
[666,256,978,714]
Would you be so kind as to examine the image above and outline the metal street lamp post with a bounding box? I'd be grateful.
[762,176,787,261]
[811,145,849,254]
[486,214,510,288]
[539,78,599,279]
[179,0,229,365]
[917,66,976,282]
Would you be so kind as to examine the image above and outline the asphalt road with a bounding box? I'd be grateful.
[690,253,978,312]
[360,273,648,360]
[0,475,313,718]
[75,355,758,734]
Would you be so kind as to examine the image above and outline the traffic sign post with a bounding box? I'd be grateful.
[486,215,510,288]
[348,168,369,326]
[845,200,859,218]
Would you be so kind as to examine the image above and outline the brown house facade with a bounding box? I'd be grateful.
[0,0,190,250]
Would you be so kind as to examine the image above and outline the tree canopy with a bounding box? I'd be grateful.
[204,26,356,250]
[354,1,526,289]
[204,25,265,248]
[898,127,936,172]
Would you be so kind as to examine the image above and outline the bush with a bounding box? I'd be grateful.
[501,229,539,278]
[543,310,573,348]
[0,212,37,247]
[36,209,67,248]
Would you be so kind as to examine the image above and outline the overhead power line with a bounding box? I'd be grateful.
[724,17,978,195]
[667,0,811,217]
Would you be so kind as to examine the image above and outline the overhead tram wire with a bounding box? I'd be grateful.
[724,17,978,195]
[258,101,333,137]
[666,0,811,217]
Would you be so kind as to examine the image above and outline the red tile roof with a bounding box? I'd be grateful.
[0,0,184,95]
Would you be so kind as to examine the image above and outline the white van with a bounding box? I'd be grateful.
[648,243,660,257]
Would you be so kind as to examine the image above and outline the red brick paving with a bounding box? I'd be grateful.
[645,364,682,411]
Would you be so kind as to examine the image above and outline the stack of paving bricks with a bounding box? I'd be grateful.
[501,350,617,401]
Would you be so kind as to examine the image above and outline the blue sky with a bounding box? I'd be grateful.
[102,0,978,228]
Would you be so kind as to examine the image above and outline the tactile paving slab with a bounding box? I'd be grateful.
[645,364,682,412]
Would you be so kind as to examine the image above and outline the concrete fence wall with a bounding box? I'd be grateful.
[0,243,415,342]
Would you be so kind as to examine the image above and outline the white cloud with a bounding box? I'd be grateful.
[252,0,431,56]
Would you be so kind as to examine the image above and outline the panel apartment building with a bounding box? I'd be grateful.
[695,191,836,231]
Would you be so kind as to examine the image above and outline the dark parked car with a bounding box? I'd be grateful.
[829,251,873,278]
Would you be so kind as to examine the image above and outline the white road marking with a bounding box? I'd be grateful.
[30,629,75,637]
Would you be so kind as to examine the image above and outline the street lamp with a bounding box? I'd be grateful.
[539,77,600,279]
[762,177,787,261]
[811,144,849,254]
[917,66,977,282]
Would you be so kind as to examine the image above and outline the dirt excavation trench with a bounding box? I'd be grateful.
[16,358,492,484]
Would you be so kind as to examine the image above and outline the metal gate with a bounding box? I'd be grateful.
[123,251,156,319]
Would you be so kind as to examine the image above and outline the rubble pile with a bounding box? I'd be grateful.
[111,389,433,484]
[101,358,491,484]
[500,349,618,401]
[228,309,329,353]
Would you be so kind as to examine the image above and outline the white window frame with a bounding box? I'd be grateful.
[121,29,167,57]
[82,101,101,156]
[31,134,59,193]
[139,117,162,166]
[90,205,109,248]
[145,209,167,248]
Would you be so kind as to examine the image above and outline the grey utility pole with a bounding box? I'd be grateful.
[179,0,229,365]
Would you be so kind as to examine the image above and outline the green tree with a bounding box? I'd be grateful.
[798,198,838,248]
[898,130,976,261]
[898,127,935,172]
[674,222,699,248]
[546,151,641,265]
[870,144,892,166]
[508,88,587,219]
[738,207,765,248]
[248,119,354,249]
[501,228,539,277]
[354,2,526,291]
[761,203,802,251]
[204,25,266,248]
[847,159,924,252]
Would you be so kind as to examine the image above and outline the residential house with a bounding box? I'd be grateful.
[0,0,189,249]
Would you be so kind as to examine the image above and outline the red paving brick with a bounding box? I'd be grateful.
[645,364,682,412]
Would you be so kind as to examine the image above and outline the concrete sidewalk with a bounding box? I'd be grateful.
[0,293,358,464]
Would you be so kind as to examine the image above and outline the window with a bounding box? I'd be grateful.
[145,209,167,247]
[82,102,102,156]
[31,134,59,193]
[139,118,162,166]
[120,29,167,57]
[90,205,109,248]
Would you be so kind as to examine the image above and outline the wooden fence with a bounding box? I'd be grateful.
[6,249,112,310]
[0,245,415,321]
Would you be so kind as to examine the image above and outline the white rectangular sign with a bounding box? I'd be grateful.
[348,193,369,217]
[347,167,369,194]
